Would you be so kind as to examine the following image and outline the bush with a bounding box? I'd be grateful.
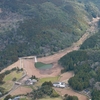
[11,67,17,71]
[12,77,17,81]
[50,90,59,97]
[4,70,11,75]
[4,95,12,100]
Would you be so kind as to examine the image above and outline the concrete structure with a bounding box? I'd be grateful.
[19,56,37,69]
[53,82,66,88]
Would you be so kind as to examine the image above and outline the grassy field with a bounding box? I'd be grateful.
[0,71,23,93]
[20,97,31,100]
[39,97,62,100]
[37,76,60,86]
[35,62,52,69]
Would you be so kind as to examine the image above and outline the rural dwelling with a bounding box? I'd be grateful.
[25,78,37,85]
[8,96,20,100]
[53,82,66,88]
[0,92,2,96]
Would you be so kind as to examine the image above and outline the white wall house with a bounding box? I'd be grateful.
[53,82,66,88]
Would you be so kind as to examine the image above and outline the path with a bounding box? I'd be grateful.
[37,17,99,64]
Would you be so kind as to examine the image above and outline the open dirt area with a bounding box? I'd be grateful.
[10,86,32,96]
[55,88,88,100]
[59,71,74,82]
[22,59,62,78]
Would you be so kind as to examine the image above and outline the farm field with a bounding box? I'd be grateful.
[10,86,32,96]
[55,88,88,100]
[38,76,60,85]
[0,70,23,93]
[39,97,62,100]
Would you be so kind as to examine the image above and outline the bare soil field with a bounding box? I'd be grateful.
[11,86,32,96]
[59,71,74,82]
[22,59,62,78]
[55,88,88,100]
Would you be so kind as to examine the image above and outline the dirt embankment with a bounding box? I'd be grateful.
[55,88,88,100]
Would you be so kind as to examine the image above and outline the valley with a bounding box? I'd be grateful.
[0,17,99,100]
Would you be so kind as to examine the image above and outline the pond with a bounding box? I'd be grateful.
[35,62,53,69]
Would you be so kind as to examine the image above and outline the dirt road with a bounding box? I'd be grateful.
[38,17,99,64]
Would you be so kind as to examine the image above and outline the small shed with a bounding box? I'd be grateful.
[25,79,37,85]
[53,82,66,88]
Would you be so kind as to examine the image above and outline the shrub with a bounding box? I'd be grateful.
[50,90,59,97]
[12,77,17,81]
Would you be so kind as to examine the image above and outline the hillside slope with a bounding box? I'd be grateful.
[0,0,100,69]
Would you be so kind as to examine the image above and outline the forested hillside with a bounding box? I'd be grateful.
[59,49,100,99]
[0,0,100,69]
[80,28,100,50]
[59,28,100,99]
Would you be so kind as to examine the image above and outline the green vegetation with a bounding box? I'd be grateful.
[20,98,28,100]
[80,31,100,50]
[0,0,99,69]
[31,81,59,100]
[59,40,100,98]
[59,50,88,71]
[64,94,78,100]
[0,68,23,94]
[35,62,52,69]
[39,97,62,100]
[92,89,100,100]
[38,76,59,85]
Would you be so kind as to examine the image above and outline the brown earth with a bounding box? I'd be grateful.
[10,86,32,96]
[54,88,88,100]
[59,72,74,82]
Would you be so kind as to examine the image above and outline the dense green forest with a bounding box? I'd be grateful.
[0,0,100,69]
[59,49,100,99]
[92,90,100,100]
[59,26,100,97]
[80,30,100,50]
[31,81,59,99]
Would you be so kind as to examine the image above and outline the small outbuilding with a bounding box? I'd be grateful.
[53,82,66,88]
[25,79,37,85]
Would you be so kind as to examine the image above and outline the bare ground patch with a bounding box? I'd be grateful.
[54,88,88,100]
[10,86,32,96]
[59,72,74,82]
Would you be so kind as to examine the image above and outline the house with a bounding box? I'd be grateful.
[15,82,21,85]
[25,78,37,85]
[8,96,20,100]
[13,96,20,100]
[0,92,2,96]
[53,82,66,88]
